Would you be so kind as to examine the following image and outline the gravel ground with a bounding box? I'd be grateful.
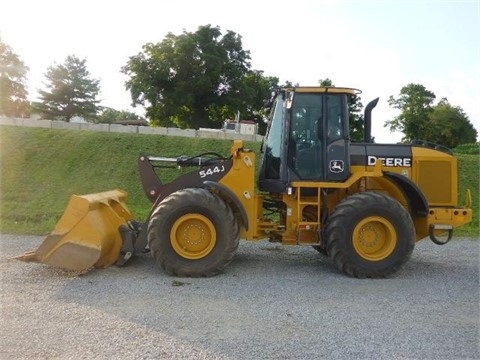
[0,234,479,360]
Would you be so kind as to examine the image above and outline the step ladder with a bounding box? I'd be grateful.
[295,186,321,245]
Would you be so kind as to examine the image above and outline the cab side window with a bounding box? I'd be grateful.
[327,95,344,142]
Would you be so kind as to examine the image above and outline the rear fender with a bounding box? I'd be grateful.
[384,171,429,217]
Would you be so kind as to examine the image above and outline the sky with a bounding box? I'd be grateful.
[1,0,479,142]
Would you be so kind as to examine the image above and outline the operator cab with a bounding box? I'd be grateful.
[259,87,361,193]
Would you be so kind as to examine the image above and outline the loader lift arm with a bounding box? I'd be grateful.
[138,152,231,204]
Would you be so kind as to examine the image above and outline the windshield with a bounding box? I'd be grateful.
[261,94,285,179]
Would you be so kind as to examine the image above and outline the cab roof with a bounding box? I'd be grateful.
[283,86,362,95]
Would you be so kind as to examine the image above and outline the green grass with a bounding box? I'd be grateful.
[0,125,477,237]
[456,154,479,236]
[0,126,259,234]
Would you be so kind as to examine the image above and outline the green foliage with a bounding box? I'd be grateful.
[32,55,100,122]
[454,143,480,155]
[122,24,277,130]
[237,70,279,135]
[387,83,477,148]
[318,78,334,87]
[428,99,477,148]
[0,37,30,117]
[456,154,479,237]
[97,107,145,124]
[386,83,436,142]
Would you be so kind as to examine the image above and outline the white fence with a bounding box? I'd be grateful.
[0,117,264,142]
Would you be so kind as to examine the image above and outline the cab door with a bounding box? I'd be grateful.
[325,94,350,181]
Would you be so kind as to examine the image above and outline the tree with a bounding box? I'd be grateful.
[33,55,100,121]
[386,83,436,142]
[0,38,30,117]
[318,78,365,142]
[97,107,146,124]
[236,70,279,135]
[387,83,477,147]
[318,78,334,87]
[122,24,275,129]
[427,98,477,148]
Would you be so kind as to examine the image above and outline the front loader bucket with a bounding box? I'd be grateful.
[16,189,134,271]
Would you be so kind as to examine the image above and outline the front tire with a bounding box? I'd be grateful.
[326,192,415,278]
[148,188,239,277]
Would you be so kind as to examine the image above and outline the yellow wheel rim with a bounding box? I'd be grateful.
[170,214,216,259]
[352,216,397,261]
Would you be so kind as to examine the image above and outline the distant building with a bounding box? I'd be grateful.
[223,119,258,135]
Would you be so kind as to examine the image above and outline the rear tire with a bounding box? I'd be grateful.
[326,192,415,278]
[148,188,239,277]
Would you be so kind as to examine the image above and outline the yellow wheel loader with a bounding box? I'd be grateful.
[16,86,473,278]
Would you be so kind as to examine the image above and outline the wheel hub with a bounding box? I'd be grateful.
[171,214,216,259]
[353,216,397,261]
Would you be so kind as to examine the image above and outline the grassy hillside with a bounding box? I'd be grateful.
[0,125,478,237]
[456,153,479,236]
[0,126,260,234]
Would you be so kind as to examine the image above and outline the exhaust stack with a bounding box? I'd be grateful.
[364,97,379,143]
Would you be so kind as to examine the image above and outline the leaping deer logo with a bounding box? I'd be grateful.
[329,160,344,173]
